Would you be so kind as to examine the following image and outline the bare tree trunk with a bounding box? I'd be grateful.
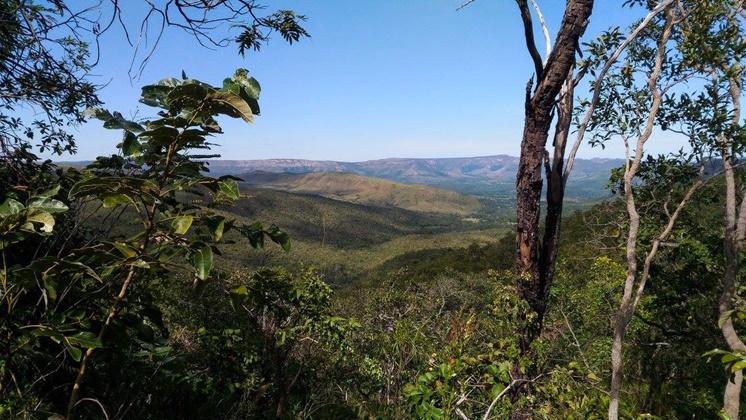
[717,64,746,420]
[511,0,593,413]
[719,127,746,420]
[608,9,676,419]
[724,371,743,419]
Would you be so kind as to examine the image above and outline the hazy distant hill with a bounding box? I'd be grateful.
[206,155,623,198]
[240,171,483,215]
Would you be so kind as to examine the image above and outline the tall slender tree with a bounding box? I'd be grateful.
[511,1,593,412]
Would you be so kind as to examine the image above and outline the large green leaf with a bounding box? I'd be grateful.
[223,69,261,115]
[25,208,56,233]
[69,177,159,200]
[219,178,240,199]
[240,222,265,249]
[233,68,261,99]
[205,216,226,241]
[111,241,138,259]
[267,224,292,252]
[139,126,181,146]
[0,198,24,215]
[63,339,83,362]
[26,196,69,213]
[102,194,133,208]
[172,215,194,235]
[731,360,746,373]
[168,83,210,114]
[208,91,255,123]
[193,245,213,281]
[86,108,145,133]
[37,185,61,198]
[67,332,103,349]
[140,84,174,108]
[121,131,142,156]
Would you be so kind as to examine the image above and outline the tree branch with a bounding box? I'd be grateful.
[515,0,544,81]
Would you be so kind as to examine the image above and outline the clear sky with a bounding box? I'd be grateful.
[60,1,679,162]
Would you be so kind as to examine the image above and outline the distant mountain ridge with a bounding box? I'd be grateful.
[206,155,623,198]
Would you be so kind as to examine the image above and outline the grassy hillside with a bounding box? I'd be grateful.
[240,171,483,215]
[216,186,506,285]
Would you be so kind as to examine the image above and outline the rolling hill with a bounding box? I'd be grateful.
[216,186,504,285]
[238,171,483,215]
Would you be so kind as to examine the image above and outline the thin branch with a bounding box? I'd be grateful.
[483,380,516,420]
[559,308,590,370]
[530,0,551,63]
[75,398,110,420]
[515,0,544,80]
[564,0,675,182]
[456,0,478,11]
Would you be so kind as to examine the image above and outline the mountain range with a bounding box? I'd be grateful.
[206,155,624,198]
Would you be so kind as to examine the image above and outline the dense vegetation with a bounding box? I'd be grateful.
[3,1,746,419]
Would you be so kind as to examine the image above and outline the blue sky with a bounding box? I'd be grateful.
[62,1,678,162]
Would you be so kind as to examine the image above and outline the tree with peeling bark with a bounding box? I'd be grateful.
[510,0,593,411]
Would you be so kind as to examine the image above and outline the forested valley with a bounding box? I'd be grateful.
[3,1,746,419]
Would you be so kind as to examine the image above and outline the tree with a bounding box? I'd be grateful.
[579,3,704,417]
[0,0,309,160]
[672,2,746,416]
[226,266,357,418]
[511,0,593,412]
[582,1,746,417]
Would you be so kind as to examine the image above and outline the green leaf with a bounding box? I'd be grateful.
[131,259,150,268]
[31,326,64,340]
[233,68,261,99]
[193,246,213,281]
[229,284,248,311]
[37,185,61,198]
[722,353,741,364]
[103,194,132,208]
[67,332,102,349]
[267,224,291,252]
[26,196,68,214]
[44,278,57,301]
[704,349,727,358]
[241,222,265,249]
[139,126,181,146]
[719,310,735,328]
[0,199,24,215]
[719,409,734,420]
[25,208,56,233]
[208,91,255,123]
[111,242,138,259]
[168,83,209,113]
[172,215,194,235]
[205,217,225,241]
[91,109,145,133]
[64,340,83,362]
[140,84,174,108]
[121,131,141,156]
[69,177,159,200]
[731,360,746,372]
[219,179,240,199]
[224,69,261,114]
